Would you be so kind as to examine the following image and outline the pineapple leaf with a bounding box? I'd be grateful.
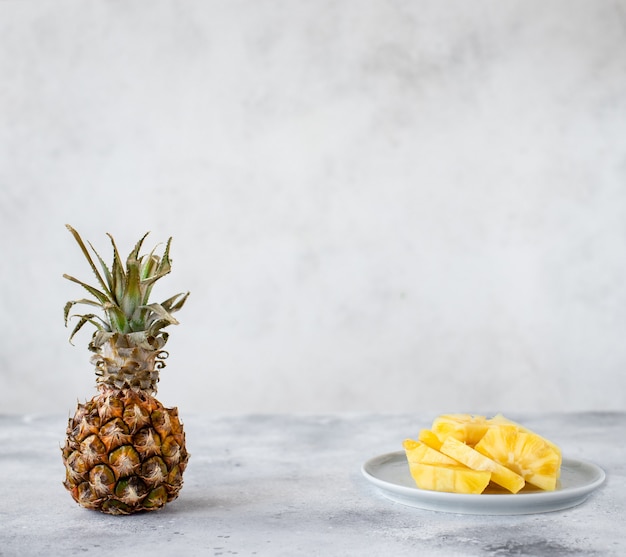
[88,240,114,295]
[147,319,176,336]
[67,313,109,344]
[63,274,112,307]
[140,248,160,280]
[65,225,113,300]
[104,304,130,333]
[139,268,172,304]
[138,239,172,304]
[142,302,180,326]
[107,233,127,304]
[126,331,160,350]
[63,275,129,333]
[156,237,173,278]
[129,231,151,264]
[122,260,142,321]
[121,234,149,320]
[63,300,73,325]
[161,292,189,313]
[65,226,187,341]
[64,298,104,326]
[90,330,116,350]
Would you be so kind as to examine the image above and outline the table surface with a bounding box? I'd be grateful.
[1,411,624,556]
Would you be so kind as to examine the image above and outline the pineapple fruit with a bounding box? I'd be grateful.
[439,436,525,493]
[403,439,458,466]
[431,414,491,447]
[474,425,560,491]
[407,463,492,495]
[403,413,561,494]
[61,225,190,515]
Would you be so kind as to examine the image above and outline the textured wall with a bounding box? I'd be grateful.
[1,0,626,414]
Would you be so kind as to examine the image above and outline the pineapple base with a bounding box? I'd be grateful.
[62,387,189,515]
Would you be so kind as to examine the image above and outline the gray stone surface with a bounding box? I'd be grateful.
[0,412,624,556]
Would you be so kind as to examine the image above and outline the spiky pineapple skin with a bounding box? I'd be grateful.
[62,387,189,515]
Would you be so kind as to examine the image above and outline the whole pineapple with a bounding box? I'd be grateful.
[61,225,190,515]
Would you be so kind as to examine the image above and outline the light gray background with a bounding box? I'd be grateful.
[1,0,625,415]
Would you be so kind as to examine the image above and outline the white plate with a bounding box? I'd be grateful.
[362,451,605,515]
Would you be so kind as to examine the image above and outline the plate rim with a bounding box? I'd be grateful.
[361,450,606,515]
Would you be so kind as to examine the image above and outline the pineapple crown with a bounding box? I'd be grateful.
[63,225,189,350]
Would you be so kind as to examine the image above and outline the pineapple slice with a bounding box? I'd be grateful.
[474,425,561,491]
[403,414,562,495]
[408,462,491,494]
[489,414,562,475]
[403,439,459,466]
[439,437,525,493]
[418,429,444,451]
[431,414,491,446]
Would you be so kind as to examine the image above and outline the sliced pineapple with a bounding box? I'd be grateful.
[431,414,491,446]
[489,414,562,476]
[474,425,561,491]
[408,462,491,494]
[439,437,525,493]
[404,413,562,495]
[403,439,459,466]
[418,429,444,451]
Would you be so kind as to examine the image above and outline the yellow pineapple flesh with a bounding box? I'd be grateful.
[474,425,561,491]
[403,439,458,466]
[403,413,562,495]
[489,414,562,476]
[439,436,525,493]
[408,462,491,494]
[418,429,444,451]
[431,414,491,446]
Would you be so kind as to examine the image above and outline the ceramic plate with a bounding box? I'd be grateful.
[362,451,605,515]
